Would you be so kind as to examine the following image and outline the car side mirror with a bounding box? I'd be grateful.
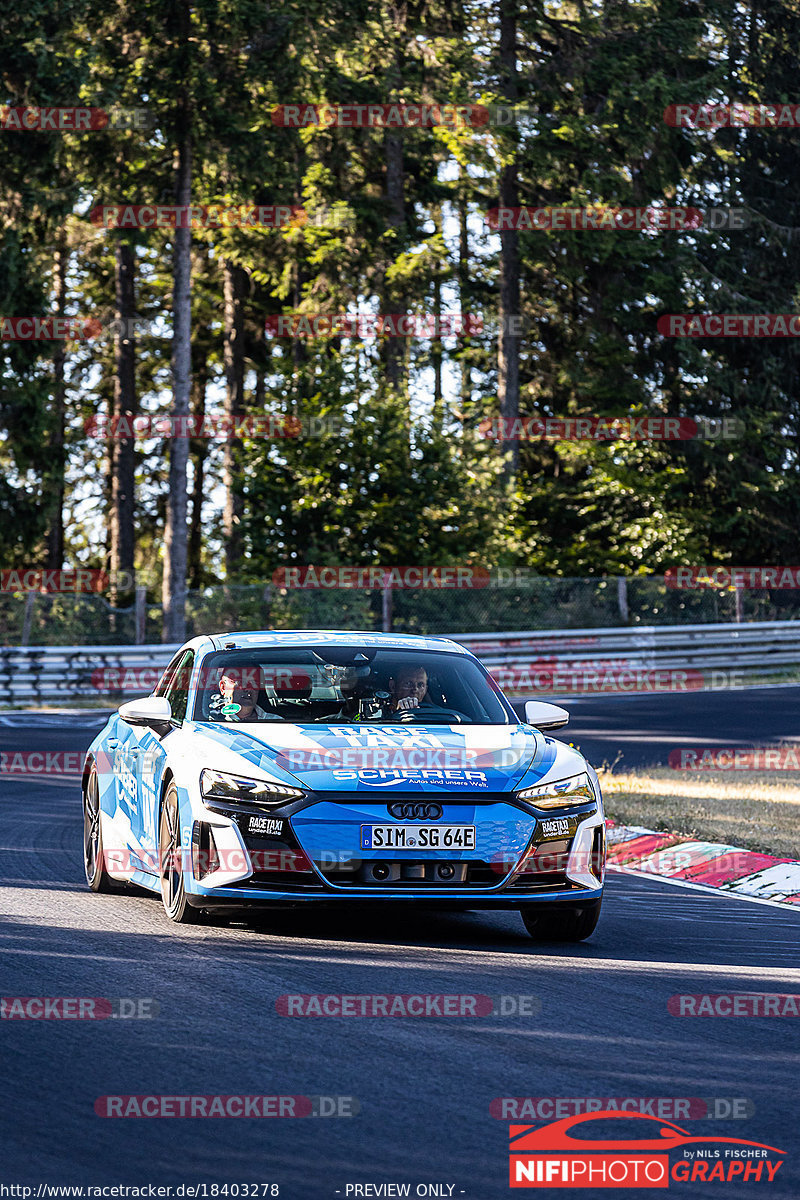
[524,700,569,731]
[118,695,173,734]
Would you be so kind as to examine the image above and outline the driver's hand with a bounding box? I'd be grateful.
[396,696,420,711]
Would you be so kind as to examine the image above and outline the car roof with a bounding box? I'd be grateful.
[203,629,470,654]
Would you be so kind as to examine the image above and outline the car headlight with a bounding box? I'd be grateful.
[200,769,305,807]
[516,771,594,810]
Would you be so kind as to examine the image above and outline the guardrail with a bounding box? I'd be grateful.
[1,620,798,706]
[0,644,180,707]
[455,619,800,694]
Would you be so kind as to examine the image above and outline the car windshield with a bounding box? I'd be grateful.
[191,646,514,725]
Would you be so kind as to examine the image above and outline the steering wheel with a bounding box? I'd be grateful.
[398,703,469,724]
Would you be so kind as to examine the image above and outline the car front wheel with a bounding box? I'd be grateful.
[520,901,601,943]
[159,784,200,924]
[83,768,119,892]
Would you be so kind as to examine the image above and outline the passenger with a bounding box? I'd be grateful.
[209,666,270,721]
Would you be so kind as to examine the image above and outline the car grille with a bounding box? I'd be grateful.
[315,857,507,889]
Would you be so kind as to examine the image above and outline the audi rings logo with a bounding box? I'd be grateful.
[388,802,443,821]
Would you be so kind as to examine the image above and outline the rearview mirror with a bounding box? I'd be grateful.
[524,700,569,731]
[118,695,172,732]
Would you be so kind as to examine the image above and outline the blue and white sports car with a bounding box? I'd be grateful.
[82,631,605,939]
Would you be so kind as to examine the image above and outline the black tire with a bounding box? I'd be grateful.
[520,901,602,943]
[83,767,119,892]
[159,784,200,924]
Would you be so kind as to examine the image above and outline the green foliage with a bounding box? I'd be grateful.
[2,0,799,610]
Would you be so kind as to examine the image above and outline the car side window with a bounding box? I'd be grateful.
[164,650,194,725]
[154,651,184,697]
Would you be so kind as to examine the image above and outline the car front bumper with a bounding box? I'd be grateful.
[186,790,605,907]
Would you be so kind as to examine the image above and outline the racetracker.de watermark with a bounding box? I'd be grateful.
[96,847,315,877]
[83,414,345,440]
[271,102,585,128]
[659,313,800,337]
[488,666,712,694]
[664,102,800,128]
[272,103,489,127]
[665,566,800,589]
[4,317,167,343]
[275,993,540,1017]
[264,313,521,337]
[89,204,353,230]
[0,568,115,593]
[0,317,101,340]
[1,997,157,1019]
[669,994,800,1017]
[0,105,149,131]
[478,416,741,441]
[272,565,491,588]
[669,746,800,770]
[491,1097,754,1120]
[271,747,545,771]
[94,1095,358,1118]
[615,848,791,879]
[89,665,320,693]
[491,666,752,693]
[1,751,84,777]
[486,206,747,231]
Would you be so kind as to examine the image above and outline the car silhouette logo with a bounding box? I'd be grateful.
[510,1110,785,1154]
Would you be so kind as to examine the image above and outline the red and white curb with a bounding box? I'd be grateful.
[605,821,800,907]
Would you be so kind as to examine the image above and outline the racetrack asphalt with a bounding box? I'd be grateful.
[1,711,799,1199]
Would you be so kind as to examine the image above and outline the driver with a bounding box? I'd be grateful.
[209,666,270,721]
[387,665,429,713]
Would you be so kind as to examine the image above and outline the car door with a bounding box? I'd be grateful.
[129,649,195,872]
[102,713,140,869]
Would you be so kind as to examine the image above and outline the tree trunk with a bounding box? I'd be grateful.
[223,259,246,577]
[45,240,67,568]
[109,238,137,604]
[431,204,443,436]
[383,128,406,391]
[497,0,521,477]
[380,3,408,396]
[255,361,266,409]
[188,337,208,591]
[162,7,192,643]
[290,257,309,406]
[458,167,472,419]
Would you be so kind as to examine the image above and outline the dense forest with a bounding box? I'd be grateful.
[2,0,800,640]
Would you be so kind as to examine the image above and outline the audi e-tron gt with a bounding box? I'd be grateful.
[82,630,605,938]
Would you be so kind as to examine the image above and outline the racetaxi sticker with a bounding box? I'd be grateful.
[326,727,450,747]
[332,768,489,788]
[247,816,284,836]
[539,817,570,838]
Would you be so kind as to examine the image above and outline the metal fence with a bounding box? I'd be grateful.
[456,620,800,693]
[3,576,800,648]
[2,619,798,706]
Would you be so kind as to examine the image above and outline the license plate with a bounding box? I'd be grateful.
[360,824,476,851]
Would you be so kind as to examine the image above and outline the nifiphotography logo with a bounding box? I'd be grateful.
[508,1111,786,1187]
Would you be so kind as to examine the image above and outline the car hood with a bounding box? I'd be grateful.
[186,721,582,794]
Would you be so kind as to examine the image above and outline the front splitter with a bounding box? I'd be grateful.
[186,884,603,911]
